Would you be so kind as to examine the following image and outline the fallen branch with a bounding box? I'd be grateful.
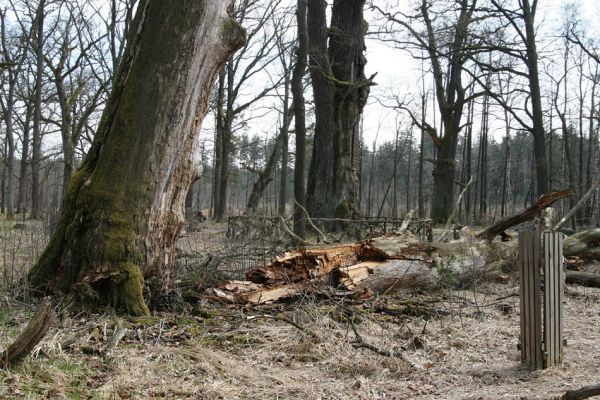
[562,383,600,400]
[555,179,600,230]
[476,189,573,240]
[294,198,330,244]
[1,298,55,367]
[349,319,417,368]
[274,314,320,341]
[279,215,313,246]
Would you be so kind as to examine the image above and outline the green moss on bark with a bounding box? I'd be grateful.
[117,262,150,316]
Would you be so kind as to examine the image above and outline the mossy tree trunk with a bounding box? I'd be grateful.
[28,0,245,316]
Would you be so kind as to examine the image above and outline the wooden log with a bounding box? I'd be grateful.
[476,189,574,240]
[245,244,363,285]
[564,229,600,260]
[565,271,600,288]
[562,384,600,400]
[1,298,55,367]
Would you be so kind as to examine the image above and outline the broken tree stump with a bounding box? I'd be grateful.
[1,298,55,367]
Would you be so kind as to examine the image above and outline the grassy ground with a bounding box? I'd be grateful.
[1,219,599,399]
[1,282,599,399]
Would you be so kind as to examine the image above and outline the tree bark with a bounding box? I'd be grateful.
[17,104,32,214]
[306,0,369,220]
[306,0,335,218]
[31,0,45,219]
[292,0,308,238]
[28,0,245,315]
[523,0,549,196]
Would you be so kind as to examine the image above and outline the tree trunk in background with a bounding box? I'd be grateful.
[464,95,473,223]
[406,128,413,214]
[306,0,335,218]
[426,0,475,223]
[523,0,549,196]
[31,0,45,219]
[418,90,426,219]
[478,92,489,221]
[306,0,369,220]
[246,124,292,216]
[278,72,292,217]
[329,0,368,219]
[212,68,225,219]
[586,66,598,221]
[501,110,511,218]
[28,0,245,315]
[17,105,33,214]
[216,62,236,222]
[292,0,308,238]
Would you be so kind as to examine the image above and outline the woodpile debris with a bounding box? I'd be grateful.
[201,234,515,305]
[197,190,600,305]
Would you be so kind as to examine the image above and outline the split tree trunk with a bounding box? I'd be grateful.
[28,0,245,316]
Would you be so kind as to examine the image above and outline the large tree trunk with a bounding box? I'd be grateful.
[28,0,245,316]
[329,0,368,218]
[306,0,368,220]
[306,0,335,218]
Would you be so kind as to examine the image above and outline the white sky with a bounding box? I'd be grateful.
[361,0,600,145]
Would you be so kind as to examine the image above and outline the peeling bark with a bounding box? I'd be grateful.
[28,0,245,315]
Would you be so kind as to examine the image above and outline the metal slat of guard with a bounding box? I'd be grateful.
[543,231,564,367]
[518,230,543,369]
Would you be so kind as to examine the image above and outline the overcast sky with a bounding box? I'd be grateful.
[361,0,600,145]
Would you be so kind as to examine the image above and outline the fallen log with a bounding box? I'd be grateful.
[1,298,55,367]
[562,383,600,400]
[564,229,600,260]
[476,189,573,240]
[202,234,515,304]
[245,243,365,285]
[565,271,600,288]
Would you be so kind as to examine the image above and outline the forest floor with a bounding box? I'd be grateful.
[1,221,599,399]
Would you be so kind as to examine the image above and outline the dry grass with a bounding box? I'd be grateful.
[0,281,599,399]
[1,221,599,399]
